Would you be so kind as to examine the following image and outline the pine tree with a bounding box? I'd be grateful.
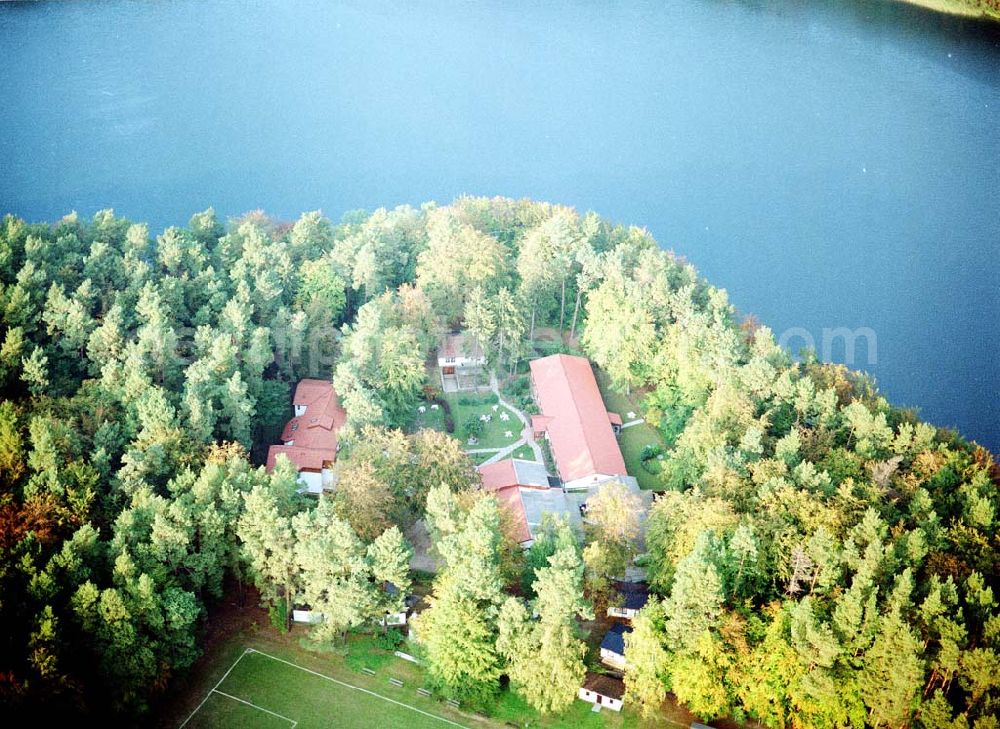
[624,597,671,718]
[663,531,724,653]
[859,571,924,727]
[292,498,375,645]
[498,543,591,714]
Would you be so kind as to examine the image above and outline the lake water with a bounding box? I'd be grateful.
[1,0,998,451]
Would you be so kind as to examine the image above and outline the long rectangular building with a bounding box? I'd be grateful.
[529,354,627,490]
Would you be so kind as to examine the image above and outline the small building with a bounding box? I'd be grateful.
[438,332,486,392]
[266,379,346,494]
[291,608,324,624]
[578,672,625,712]
[600,623,632,670]
[607,582,649,621]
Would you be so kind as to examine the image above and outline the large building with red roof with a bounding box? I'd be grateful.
[266,379,346,494]
[529,354,627,490]
[477,458,562,545]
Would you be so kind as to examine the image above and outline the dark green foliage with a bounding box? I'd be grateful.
[1,199,996,727]
[374,627,405,651]
[0,208,347,718]
[464,415,485,438]
[269,598,289,634]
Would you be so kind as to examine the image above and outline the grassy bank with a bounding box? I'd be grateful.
[896,0,1000,20]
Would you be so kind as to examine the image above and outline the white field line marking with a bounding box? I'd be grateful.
[246,648,469,729]
[212,689,298,727]
[179,648,253,728]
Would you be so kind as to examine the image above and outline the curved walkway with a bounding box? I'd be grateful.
[479,373,544,465]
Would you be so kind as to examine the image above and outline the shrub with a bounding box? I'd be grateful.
[459,392,498,407]
[269,598,288,633]
[465,416,484,437]
[344,635,394,673]
[374,628,405,651]
[502,374,529,398]
[640,443,664,462]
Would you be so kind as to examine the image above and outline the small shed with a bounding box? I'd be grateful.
[607,582,649,621]
[291,609,324,624]
[600,623,632,670]
[578,672,625,712]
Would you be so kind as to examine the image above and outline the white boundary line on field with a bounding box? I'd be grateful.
[178,648,252,728]
[246,647,469,728]
[212,689,298,726]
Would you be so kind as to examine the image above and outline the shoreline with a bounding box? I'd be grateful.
[894,0,1000,21]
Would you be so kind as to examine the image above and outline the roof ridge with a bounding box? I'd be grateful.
[557,354,602,477]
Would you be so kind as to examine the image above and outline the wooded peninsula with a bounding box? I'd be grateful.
[0,198,996,728]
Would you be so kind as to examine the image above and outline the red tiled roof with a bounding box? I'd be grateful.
[582,673,625,700]
[267,380,346,474]
[477,459,541,544]
[529,355,627,483]
[266,445,334,472]
[608,411,623,426]
[531,414,553,436]
[439,332,483,360]
[495,487,532,544]
[478,459,519,492]
[279,380,346,449]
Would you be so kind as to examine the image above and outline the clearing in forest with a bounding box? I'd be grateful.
[180,648,467,729]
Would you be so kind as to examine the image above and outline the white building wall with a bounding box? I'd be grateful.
[565,473,617,491]
[381,611,408,626]
[294,404,307,417]
[607,607,637,620]
[298,470,323,494]
[600,648,626,670]
[578,688,623,712]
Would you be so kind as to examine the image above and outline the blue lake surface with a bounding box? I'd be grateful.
[1,0,998,450]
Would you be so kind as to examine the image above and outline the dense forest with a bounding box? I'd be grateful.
[0,199,996,727]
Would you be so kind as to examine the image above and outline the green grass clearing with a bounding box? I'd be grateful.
[411,401,447,433]
[181,648,465,729]
[445,392,522,450]
[510,443,536,461]
[592,368,666,491]
[470,451,500,465]
[619,423,666,490]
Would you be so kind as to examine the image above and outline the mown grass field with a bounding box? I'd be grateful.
[444,392,522,450]
[181,647,466,729]
[167,622,679,729]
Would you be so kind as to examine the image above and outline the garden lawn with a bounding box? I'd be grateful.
[167,621,689,729]
[411,400,447,433]
[592,369,666,491]
[444,393,522,450]
[510,443,536,461]
[619,423,665,491]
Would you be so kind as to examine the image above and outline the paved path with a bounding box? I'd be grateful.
[620,418,645,429]
[462,375,545,467]
[490,373,544,463]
